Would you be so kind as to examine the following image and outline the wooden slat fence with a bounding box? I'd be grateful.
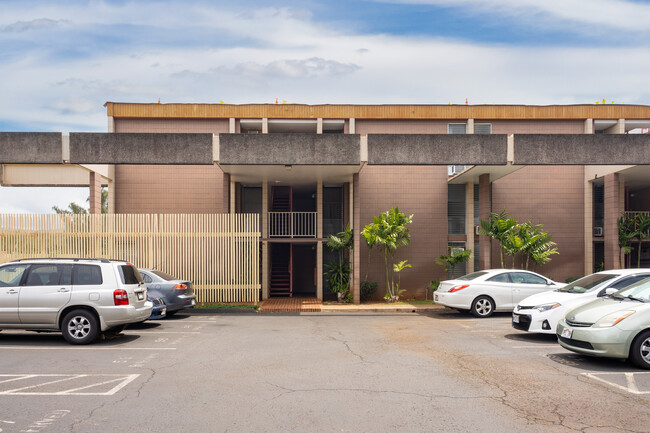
[0,214,260,303]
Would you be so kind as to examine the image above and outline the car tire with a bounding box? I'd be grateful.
[629,330,650,370]
[61,309,100,345]
[471,296,495,318]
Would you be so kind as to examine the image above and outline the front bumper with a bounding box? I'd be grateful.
[556,319,630,359]
[512,308,561,334]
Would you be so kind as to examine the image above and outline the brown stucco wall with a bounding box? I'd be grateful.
[491,166,585,282]
[488,120,584,134]
[359,165,448,300]
[113,118,228,213]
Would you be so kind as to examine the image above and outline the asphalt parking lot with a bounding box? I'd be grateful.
[0,309,648,432]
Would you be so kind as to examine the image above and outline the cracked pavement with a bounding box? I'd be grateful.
[0,311,648,432]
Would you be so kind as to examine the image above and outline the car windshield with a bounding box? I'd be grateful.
[611,278,650,302]
[557,273,618,293]
[151,270,178,281]
[457,271,488,281]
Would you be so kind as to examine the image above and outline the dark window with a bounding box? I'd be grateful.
[60,265,73,285]
[448,184,466,235]
[488,273,511,283]
[25,265,61,286]
[151,270,177,281]
[323,187,343,237]
[0,264,29,287]
[74,265,103,285]
[511,272,546,284]
[142,273,153,284]
[609,275,650,290]
[593,184,604,233]
[119,265,143,285]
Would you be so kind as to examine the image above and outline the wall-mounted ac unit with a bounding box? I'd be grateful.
[594,227,604,237]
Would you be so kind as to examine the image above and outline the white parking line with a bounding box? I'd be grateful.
[0,346,175,351]
[0,374,140,396]
[511,345,557,349]
[581,372,650,395]
[130,331,200,334]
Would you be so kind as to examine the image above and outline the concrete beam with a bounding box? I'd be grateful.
[0,132,62,163]
[367,134,508,165]
[69,133,213,165]
[513,134,650,165]
[219,134,360,165]
[1,164,111,187]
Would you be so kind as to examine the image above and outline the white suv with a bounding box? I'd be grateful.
[0,258,152,344]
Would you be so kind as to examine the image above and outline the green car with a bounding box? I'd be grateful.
[557,278,650,369]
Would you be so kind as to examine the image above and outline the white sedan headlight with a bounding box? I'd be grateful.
[593,311,635,328]
[535,303,561,312]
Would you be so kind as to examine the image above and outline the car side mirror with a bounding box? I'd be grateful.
[598,287,618,297]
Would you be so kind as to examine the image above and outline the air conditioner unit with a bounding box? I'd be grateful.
[594,227,604,237]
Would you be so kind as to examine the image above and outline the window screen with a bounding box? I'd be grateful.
[448,123,467,134]
[448,184,466,235]
[474,123,492,134]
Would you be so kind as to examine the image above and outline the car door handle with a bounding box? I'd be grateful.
[58,288,70,293]
[6,289,18,294]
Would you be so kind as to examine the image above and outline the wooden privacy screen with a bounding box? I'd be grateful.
[0,214,260,303]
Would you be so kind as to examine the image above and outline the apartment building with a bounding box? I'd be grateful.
[97,103,650,301]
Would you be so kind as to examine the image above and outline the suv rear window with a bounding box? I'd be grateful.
[119,265,144,285]
[73,265,103,285]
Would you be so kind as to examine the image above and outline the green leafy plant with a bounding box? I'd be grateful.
[325,224,353,301]
[369,208,413,302]
[435,249,472,277]
[360,281,378,301]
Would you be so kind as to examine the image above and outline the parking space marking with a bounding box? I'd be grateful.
[0,346,176,351]
[581,372,650,395]
[130,331,200,334]
[0,374,140,395]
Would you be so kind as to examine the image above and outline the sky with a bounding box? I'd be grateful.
[1,0,650,212]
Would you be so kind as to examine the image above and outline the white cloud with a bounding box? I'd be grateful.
[0,18,65,33]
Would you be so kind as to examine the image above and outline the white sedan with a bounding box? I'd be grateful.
[435,269,564,317]
[512,269,650,334]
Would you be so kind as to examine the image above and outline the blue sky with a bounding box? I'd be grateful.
[1,0,650,211]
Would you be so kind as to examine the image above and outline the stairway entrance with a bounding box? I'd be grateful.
[269,242,316,297]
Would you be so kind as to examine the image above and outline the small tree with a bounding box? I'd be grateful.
[52,187,108,214]
[372,207,413,302]
[435,249,472,278]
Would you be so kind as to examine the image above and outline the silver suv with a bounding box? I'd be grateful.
[0,258,152,344]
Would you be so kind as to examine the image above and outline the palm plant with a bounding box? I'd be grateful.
[636,214,650,268]
[478,210,516,268]
[372,207,413,302]
[435,249,473,277]
[618,214,636,267]
[361,221,379,282]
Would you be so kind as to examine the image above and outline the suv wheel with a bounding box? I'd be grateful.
[630,330,650,370]
[61,309,99,345]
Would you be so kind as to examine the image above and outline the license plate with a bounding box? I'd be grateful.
[512,314,520,323]
[137,292,144,301]
[434,294,439,302]
[191,299,196,306]
[561,328,573,339]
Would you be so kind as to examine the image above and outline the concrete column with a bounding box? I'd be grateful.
[89,172,102,214]
[478,173,491,270]
[352,174,361,304]
[604,173,621,269]
[584,119,594,134]
[605,119,625,134]
[317,180,323,300]
[317,118,323,134]
[229,118,236,133]
[107,180,115,214]
[107,116,115,133]
[262,118,268,134]
[465,182,474,273]
[467,118,475,134]
[584,179,593,275]
[262,182,269,300]
[349,118,356,134]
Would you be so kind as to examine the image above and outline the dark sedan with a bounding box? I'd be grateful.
[138,269,197,315]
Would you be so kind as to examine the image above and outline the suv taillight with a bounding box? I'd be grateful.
[173,284,187,290]
[114,289,129,305]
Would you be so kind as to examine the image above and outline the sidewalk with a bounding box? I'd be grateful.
[320,302,444,313]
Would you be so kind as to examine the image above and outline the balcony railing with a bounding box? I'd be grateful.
[269,212,316,238]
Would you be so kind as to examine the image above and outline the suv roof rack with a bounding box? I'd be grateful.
[10,257,112,263]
